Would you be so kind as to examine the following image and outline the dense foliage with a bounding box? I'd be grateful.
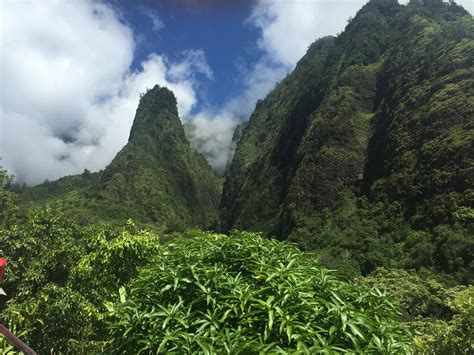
[0,208,163,352]
[288,193,473,284]
[0,168,18,228]
[358,268,474,353]
[107,232,412,353]
[364,0,474,230]
[0,204,471,353]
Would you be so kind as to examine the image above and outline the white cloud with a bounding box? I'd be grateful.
[0,0,210,185]
[186,112,243,174]
[141,7,165,31]
[169,49,214,81]
[249,0,367,67]
[225,59,289,117]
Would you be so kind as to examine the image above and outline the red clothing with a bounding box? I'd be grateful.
[0,258,6,280]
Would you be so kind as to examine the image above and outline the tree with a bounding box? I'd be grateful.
[0,167,18,227]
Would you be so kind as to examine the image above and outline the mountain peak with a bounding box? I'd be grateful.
[129,85,179,142]
[99,85,220,227]
[139,85,178,115]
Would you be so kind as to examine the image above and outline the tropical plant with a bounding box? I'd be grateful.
[106,231,413,353]
[69,219,161,303]
[0,167,18,228]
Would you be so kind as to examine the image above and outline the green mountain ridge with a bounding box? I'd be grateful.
[220,0,473,281]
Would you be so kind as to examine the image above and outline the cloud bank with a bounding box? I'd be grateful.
[185,112,243,175]
[0,1,210,185]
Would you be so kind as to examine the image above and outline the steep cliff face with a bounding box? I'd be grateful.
[220,0,403,236]
[363,3,474,229]
[220,0,473,281]
[19,86,221,229]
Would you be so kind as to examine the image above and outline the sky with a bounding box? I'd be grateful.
[1,0,473,185]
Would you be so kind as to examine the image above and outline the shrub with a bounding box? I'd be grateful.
[106,231,412,353]
[359,268,474,354]
[4,284,103,353]
[412,286,474,354]
[69,220,160,303]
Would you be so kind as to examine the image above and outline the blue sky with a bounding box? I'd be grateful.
[111,0,263,113]
[1,0,473,184]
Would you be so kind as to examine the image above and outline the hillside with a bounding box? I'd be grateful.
[220,0,473,281]
[17,86,221,230]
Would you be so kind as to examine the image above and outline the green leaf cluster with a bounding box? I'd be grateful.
[106,231,412,353]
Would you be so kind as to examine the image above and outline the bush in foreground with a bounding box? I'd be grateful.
[106,231,412,353]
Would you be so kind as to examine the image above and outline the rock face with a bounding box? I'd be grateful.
[362,3,474,230]
[220,0,473,238]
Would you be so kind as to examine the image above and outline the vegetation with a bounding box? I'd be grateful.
[0,205,415,353]
[358,268,474,353]
[0,0,472,353]
[221,0,473,283]
[0,168,18,228]
[0,206,163,352]
[16,86,221,230]
[1,204,471,353]
[106,232,412,353]
[288,192,473,284]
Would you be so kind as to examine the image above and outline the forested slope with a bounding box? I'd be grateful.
[221,0,473,282]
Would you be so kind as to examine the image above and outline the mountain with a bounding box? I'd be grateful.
[220,0,473,281]
[18,86,221,230]
[13,0,472,282]
[224,121,249,174]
